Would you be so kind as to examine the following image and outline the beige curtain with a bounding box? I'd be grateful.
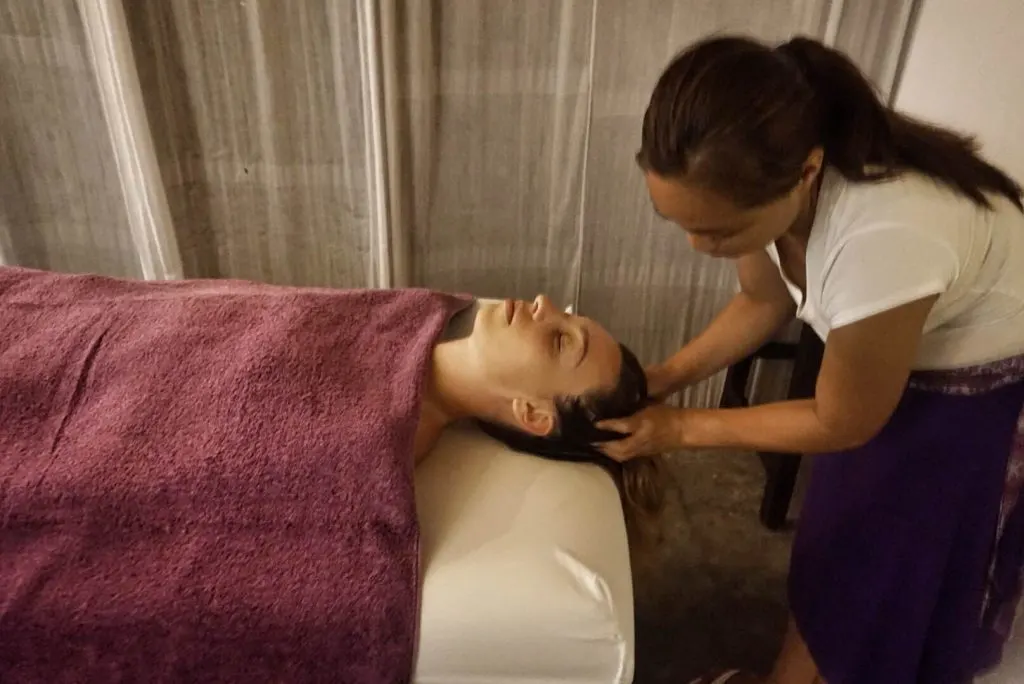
[379,0,918,407]
[125,0,380,288]
[0,0,916,407]
[0,1,140,277]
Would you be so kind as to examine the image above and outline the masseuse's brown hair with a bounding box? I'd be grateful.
[477,343,665,542]
[638,35,1023,211]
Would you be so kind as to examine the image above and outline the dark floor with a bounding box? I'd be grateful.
[629,451,1024,684]
[631,451,795,683]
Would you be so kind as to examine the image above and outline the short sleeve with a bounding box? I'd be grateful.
[820,227,958,329]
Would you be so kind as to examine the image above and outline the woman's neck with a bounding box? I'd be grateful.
[414,349,469,464]
[413,391,453,464]
[426,307,486,422]
[414,308,500,463]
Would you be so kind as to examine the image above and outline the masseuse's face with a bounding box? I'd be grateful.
[644,172,802,258]
[642,149,824,258]
[469,295,622,436]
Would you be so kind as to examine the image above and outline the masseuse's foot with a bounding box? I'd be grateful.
[688,670,764,684]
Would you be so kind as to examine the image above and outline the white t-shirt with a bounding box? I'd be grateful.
[766,169,1024,370]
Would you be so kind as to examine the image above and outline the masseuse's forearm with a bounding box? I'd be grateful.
[679,400,868,455]
[665,292,794,386]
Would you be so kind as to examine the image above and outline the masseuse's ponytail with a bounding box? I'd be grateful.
[638,35,1023,211]
[776,37,1022,210]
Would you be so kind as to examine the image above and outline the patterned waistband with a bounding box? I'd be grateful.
[909,355,1024,396]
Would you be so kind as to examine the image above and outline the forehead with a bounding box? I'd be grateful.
[575,318,622,391]
[644,172,748,231]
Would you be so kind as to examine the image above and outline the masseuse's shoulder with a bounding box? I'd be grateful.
[818,171,973,264]
[828,170,965,231]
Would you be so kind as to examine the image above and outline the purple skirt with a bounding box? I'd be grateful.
[790,357,1024,684]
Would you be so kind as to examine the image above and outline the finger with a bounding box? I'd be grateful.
[596,440,634,463]
[595,419,630,434]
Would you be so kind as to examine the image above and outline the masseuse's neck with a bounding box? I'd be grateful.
[786,171,825,247]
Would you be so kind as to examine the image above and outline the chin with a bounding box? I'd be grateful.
[485,299,508,326]
[466,299,504,340]
[705,246,746,259]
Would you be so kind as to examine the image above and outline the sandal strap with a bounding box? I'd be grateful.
[711,671,743,684]
[688,670,743,684]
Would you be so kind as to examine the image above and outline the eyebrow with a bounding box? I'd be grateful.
[576,325,590,368]
[652,204,727,235]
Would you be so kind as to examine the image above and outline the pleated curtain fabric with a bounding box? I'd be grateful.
[0,0,916,407]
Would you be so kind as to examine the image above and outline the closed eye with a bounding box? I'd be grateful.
[575,326,589,367]
[556,325,589,367]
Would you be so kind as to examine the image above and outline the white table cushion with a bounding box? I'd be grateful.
[413,423,635,684]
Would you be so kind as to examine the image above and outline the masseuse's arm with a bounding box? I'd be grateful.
[598,294,938,459]
[676,294,939,454]
[653,251,796,394]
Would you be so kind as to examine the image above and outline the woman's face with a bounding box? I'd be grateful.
[643,171,805,258]
[467,295,622,433]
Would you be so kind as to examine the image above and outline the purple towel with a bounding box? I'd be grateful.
[0,266,471,683]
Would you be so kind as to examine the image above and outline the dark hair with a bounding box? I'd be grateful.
[638,34,1022,211]
[477,343,665,537]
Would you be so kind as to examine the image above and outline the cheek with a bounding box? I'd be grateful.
[769,197,802,233]
[738,215,790,250]
[487,331,551,388]
[750,220,786,245]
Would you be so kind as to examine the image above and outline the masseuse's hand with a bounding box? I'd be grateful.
[593,403,686,462]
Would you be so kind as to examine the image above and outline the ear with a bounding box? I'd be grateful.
[799,146,825,186]
[510,397,556,437]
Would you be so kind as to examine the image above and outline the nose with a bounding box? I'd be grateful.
[531,294,556,320]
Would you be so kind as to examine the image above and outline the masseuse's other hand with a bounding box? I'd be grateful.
[594,404,683,462]
[645,363,682,400]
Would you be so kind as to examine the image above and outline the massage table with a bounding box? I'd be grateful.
[413,423,636,684]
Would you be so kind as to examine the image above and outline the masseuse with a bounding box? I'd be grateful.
[597,35,1024,684]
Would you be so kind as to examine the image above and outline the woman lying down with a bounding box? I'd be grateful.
[0,266,661,683]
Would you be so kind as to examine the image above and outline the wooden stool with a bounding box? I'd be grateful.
[719,325,824,530]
